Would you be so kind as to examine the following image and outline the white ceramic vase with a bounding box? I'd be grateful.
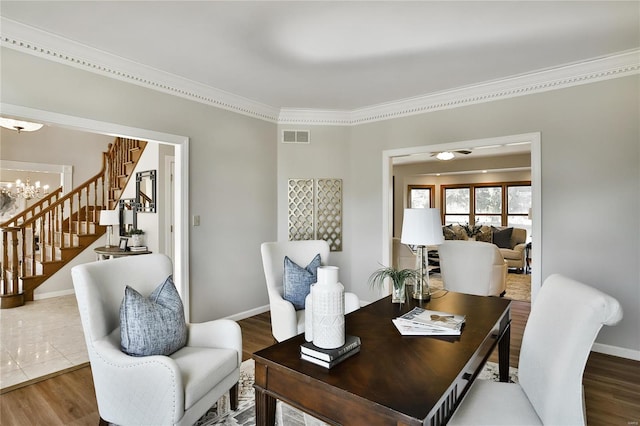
[304,289,314,342]
[312,266,345,349]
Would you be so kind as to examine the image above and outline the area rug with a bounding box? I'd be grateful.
[195,359,518,426]
[429,272,531,302]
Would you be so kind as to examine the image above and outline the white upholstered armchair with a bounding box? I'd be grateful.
[438,240,507,297]
[449,274,622,425]
[261,240,360,342]
[71,254,242,426]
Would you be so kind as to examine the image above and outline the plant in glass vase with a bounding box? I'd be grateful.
[461,222,482,240]
[368,266,419,304]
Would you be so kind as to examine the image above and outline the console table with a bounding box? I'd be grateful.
[253,292,511,426]
[93,246,151,260]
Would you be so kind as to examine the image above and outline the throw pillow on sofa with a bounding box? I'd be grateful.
[443,225,457,240]
[492,226,513,249]
[476,225,493,243]
[283,254,321,310]
[120,275,188,357]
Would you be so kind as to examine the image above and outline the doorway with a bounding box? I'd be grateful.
[382,132,542,302]
[0,103,191,317]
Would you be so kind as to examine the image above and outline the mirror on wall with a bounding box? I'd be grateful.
[119,198,137,236]
[136,170,156,213]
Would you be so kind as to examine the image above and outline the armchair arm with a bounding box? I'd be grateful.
[513,243,527,265]
[489,261,508,296]
[90,334,184,425]
[187,320,243,366]
[513,242,527,254]
[268,290,298,342]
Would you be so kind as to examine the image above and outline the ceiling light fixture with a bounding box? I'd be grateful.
[0,117,44,133]
[435,151,455,161]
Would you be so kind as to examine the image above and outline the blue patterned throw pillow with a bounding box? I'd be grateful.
[120,275,188,357]
[283,254,321,310]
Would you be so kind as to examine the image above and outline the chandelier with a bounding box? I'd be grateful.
[13,178,50,200]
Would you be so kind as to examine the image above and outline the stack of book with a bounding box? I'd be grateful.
[300,335,361,368]
[393,307,466,336]
[128,246,148,252]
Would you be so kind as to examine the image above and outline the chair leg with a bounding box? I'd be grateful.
[230,382,239,411]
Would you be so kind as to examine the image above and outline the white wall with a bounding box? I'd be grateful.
[1,47,278,321]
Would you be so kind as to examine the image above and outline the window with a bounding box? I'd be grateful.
[442,182,531,228]
[475,186,502,226]
[443,186,470,225]
[507,185,532,238]
[408,185,434,208]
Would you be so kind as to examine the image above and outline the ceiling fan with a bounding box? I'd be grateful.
[430,149,473,160]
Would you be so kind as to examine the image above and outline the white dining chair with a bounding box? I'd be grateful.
[448,274,622,425]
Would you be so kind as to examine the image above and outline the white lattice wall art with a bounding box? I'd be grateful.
[288,178,343,251]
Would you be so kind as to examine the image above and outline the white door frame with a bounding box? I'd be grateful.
[382,132,542,302]
[1,103,191,319]
[164,155,175,262]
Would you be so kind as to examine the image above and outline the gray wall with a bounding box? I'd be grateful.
[1,47,278,321]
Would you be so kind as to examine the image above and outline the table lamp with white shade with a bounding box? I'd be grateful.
[99,209,120,248]
[400,208,444,301]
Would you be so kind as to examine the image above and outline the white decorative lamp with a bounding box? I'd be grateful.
[99,210,120,248]
[401,208,444,301]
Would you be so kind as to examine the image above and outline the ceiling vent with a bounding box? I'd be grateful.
[282,130,310,144]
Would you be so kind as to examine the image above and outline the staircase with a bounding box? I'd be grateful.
[0,137,147,308]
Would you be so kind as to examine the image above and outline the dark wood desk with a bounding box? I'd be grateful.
[253,292,511,426]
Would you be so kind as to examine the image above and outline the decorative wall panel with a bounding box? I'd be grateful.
[288,178,343,251]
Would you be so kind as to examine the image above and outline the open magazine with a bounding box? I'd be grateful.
[394,307,466,336]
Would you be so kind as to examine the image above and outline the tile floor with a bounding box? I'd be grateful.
[0,294,88,392]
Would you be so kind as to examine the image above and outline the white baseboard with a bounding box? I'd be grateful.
[225,304,270,322]
[592,342,640,361]
[33,288,75,300]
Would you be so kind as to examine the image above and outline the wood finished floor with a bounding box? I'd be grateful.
[1,300,638,425]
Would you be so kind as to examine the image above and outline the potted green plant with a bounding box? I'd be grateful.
[368,266,419,304]
[127,228,145,247]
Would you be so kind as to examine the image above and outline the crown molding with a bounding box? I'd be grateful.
[281,49,640,125]
[0,18,280,123]
[2,18,638,126]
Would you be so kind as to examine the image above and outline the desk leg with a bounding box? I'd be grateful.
[254,387,276,426]
[498,321,511,382]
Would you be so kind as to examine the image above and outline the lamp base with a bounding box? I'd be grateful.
[104,225,112,248]
[412,291,431,302]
